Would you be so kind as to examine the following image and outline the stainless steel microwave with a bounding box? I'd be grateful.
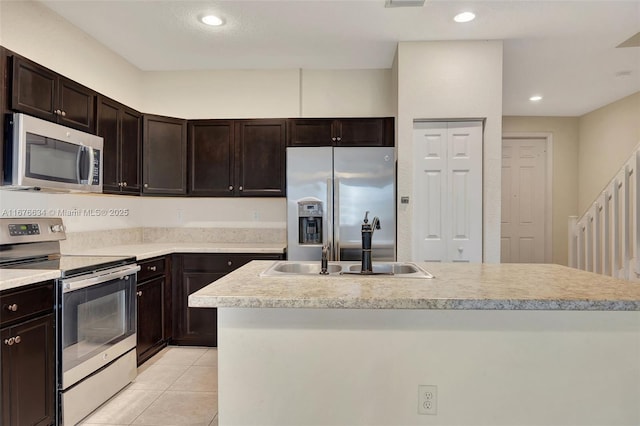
[3,113,103,192]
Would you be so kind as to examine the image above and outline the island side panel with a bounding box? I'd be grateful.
[217,308,640,426]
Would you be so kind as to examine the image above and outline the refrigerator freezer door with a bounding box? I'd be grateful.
[334,147,395,261]
[286,147,333,261]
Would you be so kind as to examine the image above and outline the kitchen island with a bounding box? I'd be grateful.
[190,261,640,426]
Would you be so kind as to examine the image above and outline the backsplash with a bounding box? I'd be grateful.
[60,228,144,253]
[142,227,286,244]
[60,226,286,252]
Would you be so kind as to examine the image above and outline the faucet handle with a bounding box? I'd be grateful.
[363,211,370,223]
[374,217,381,230]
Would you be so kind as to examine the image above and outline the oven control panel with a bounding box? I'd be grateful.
[8,223,40,236]
[0,218,66,244]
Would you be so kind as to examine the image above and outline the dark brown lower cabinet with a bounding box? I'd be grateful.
[1,293,55,426]
[172,253,284,346]
[136,256,171,365]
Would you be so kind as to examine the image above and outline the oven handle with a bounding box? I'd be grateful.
[61,264,140,293]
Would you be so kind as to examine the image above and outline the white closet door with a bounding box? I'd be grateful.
[446,122,483,262]
[413,122,448,261]
[413,121,483,262]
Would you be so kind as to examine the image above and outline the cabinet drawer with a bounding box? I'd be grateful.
[137,257,166,281]
[0,281,54,327]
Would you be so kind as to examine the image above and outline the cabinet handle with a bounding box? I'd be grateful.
[137,291,143,296]
[123,181,127,187]
[4,337,15,346]
[147,266,157,271]
[144,183,149,188]
[61,110,67,117]
[227,261,233,266]
[332,137,336,141]
[54,109,60,115]
[239,186,243,191]
[228,185,233,191]
[14,336,21,344]
[6,304,18,312]
[336,137,341,141]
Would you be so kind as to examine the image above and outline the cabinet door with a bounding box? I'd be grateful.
[57,77,95,133]
[1,47,8,186]
[142,115,187,195]
[287,119,334,146]
[120,107,142,194]
[175,271,220,346]
[1,314,55,426]
[136,276,164,364]
[188,120,235,196]
[235,119,286,197]
[11,56,57,122]
[335,118,393,146]
[97,96,121,193]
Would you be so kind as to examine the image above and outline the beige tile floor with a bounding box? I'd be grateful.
[80,346,218,426]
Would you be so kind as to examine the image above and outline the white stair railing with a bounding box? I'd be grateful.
[569,144,639,281]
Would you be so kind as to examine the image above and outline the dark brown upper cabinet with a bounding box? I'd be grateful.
[11,55,95,133]
[235,119,286,197]
[97,96,141,195]
[142,114,187,196]
[1,47,8,186]
[188,119,286,197]
[288,117,394,147]
[188,120,235,196]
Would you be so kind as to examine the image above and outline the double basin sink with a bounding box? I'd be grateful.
[261,261,434,279]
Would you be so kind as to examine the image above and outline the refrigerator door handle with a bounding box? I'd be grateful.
[326,178,333,261]
[334,177,340,261]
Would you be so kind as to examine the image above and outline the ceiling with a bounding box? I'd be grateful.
[38,0,640,116]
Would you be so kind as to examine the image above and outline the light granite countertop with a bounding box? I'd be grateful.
[0,269,61,292]
[189,261,640,311]
[1,243,286,292]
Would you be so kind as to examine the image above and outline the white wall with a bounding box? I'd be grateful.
[141,69,301,119]
[300,69,394,117]
[577,91,640,215]
[396,41,503,263]
[218,308,640,425]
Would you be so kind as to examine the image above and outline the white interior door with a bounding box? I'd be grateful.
[501,138,547,263]
[413,121,483,262]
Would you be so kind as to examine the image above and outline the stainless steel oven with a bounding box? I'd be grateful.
[0,218,139,425]
[58,263,139,425]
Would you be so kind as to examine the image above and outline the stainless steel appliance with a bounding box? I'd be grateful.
[287,147,396,261]
[3,113,103,192]
[0,218,138,425]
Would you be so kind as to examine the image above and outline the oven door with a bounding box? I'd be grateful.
[59,264,140,389]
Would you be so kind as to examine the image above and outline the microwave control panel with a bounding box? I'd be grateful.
[92,149,101,185]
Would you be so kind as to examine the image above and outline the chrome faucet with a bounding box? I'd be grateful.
[320,244,329,275]
[361,211,380,274]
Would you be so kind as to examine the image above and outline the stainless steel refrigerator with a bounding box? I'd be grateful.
[287,146,395,261]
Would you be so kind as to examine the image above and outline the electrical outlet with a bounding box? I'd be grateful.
[418,385,437,415]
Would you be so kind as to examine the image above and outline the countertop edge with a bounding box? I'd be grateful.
[188,295,640,311]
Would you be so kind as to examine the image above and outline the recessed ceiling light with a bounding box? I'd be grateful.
[201,15,224,26]
[454,12,475,23]
[529,95,543,102]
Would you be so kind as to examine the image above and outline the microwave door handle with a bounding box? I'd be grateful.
[75,146,83,183]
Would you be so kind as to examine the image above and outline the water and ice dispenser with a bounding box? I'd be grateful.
[298,200,323,245]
